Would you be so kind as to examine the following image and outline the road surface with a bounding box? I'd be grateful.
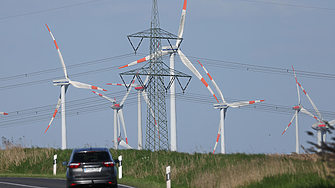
[0,177,135,188]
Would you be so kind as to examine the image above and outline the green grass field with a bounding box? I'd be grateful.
[0,143,334,188]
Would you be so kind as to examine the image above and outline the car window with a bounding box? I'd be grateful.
[72,151,110,162]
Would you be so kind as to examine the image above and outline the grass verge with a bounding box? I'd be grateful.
[0,142,334,188]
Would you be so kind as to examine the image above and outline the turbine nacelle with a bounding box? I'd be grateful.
[53,79,70,86]
[214,103,228,109]
[162,45,178,53]
[111,103,123,110]
[312,121,329,131]
[135,86,144,91]
[292,104,302,111]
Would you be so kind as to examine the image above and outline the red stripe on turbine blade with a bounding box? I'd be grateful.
[295,77,298,84]
[314,116,318,120]
[45,23,51,32]
[99,94,103,97]
[288,122,292,127]
[216,134,220,142]
[126,138,128,144]
[207,73,213,81]
[3,113,8,115]
[103,89,107,91]
[54,40,59,50]
[91,86,98,90]
[298,83,301,87]
[45,125,50,133]
[119,65,128,69]
[291,65,295,71]
[154,119,157,125]
[260,100,265,102]
[319,124,326,127]
[53,109,58,118]
[137,57,146,63]
[303,90,307,95]
[213,94,219,103]
[200,78,209,87]
[249,101,256,104]
[183,0,187,10]
[197,60,203,67]
[117,84,122,86]
[213,150,215,154]
[282,130,286,135]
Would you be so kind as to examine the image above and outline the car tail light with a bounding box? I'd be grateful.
[68,162,81,169]
[103,161,115,167]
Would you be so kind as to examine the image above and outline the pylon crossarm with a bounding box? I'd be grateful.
[128,37,144,54]
[176,76,192,93]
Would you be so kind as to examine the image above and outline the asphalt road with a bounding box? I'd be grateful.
[0,177,135,188]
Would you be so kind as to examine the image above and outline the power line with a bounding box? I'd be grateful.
[1,91,334,129]
[1,53,335,91]
[0,0,103,20]
[238,0,335,11]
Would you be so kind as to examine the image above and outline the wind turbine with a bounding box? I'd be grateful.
[92,91,133,150]
[119,0,220,151]
[197,60,265,154]
[44,24,107,150]
[107,75,159,150]
[0,111,8,115]
[281,66,320,154]
[292,66,335,152]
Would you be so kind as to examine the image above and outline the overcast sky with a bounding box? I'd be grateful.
[1,0,335,154]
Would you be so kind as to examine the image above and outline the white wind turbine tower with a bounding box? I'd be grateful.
[119,0,220,151]
[92,91,132,150]
[197,60,265,154]
[44,24,107,150]
[292,67,335,152]
[107,75,159,150]
[281,66,320,154]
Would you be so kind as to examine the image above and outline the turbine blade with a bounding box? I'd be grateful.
[119,109,128,144]
[291,66,301,104]
[92,91,115,103]
[141,90,159,135]
[328,119,335,126]
[297,82,322,120]
[118,139,133,149]
[228,100,265,108]
[45,97,62,133]
[120,74,138,106]
[282,113,297,135]
[70,80,107,91]
[106,83,141,87]
[198,60,225,103]
[213,120,221,154]
[119,50,168,69]
[45,23,68,79]
[300,107,321,122]
[0,112,8,115]
[176,0,187,46]
[178,50,219,103]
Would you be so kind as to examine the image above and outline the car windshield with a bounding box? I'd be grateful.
[72,151,110,162]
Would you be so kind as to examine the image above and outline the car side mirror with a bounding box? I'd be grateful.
[62,161,68,166]
[114,159,119,164]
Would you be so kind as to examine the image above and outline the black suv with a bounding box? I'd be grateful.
[63,148,118,188]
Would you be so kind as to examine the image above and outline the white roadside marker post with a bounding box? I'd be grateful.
[53,154,57,175]
[118,155,122,179]
[166,166,171,188]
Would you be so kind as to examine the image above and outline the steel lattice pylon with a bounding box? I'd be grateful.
[120,0,191,151]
